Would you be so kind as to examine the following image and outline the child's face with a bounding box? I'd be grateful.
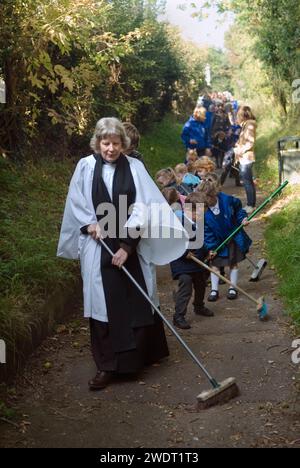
[157,174,171,187]
[198,168,208,178]
[187,154,197,163]
[176,172,185,181]
[205,175,218,187]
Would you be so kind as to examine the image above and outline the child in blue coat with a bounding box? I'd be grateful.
[199,181,251,301]
[163,191,214,329]
[181,107,211,157]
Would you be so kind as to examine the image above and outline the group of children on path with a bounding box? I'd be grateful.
[155,163,252,330]
[122,93,254,331]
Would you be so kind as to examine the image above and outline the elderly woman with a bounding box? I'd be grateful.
[181,107,211,158]
[234,106,257,214]
[57,118,187,390]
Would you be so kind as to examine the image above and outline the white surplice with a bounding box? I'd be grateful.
[57,155,188,322]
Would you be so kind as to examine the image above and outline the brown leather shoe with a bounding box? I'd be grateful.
[88,371,113,391]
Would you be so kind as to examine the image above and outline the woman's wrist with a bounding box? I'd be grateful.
[119,243,134,256]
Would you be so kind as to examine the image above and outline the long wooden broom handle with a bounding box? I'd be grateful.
[214,180,289,255]
[188,254,259,306]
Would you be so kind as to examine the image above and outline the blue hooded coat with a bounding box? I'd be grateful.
[181,116,210,150]
[204,192,252,257]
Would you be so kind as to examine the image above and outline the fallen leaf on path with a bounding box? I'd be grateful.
[151,384,161,389]
[43,362,52,370]
[231,433,242,441]
[56,325,67,334]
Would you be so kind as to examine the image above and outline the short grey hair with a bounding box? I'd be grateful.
[90,117,131,153]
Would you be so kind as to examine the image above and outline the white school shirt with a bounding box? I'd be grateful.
[209,199,220,216]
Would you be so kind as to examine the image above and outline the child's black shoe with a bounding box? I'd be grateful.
[227,288,238,300]
[173,317,191,329]
[208,290,219,302]
[194,306,214,317]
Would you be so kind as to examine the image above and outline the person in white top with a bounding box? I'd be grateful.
[57,118,188,390]
[234,106,257,213]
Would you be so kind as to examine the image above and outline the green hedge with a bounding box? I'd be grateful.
[256,118,300,328]
[264,193,300,328]
[140,114,185,177]
[0,156,79,370]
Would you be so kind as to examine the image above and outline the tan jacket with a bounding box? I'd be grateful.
[235,119,257,164]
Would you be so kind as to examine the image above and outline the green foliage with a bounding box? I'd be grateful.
[0,0,206,155]
[252,114,300,328]
[255,117,299,185]
[140,114,185,176]
[224,24,275,113]
[207,47,233,92]
[233,0,300,114]
[265,191,300,328]
[160,25,206,117]
[0,400,17,420]
[0,156,79,364]
[188,0,300,113]
[1,0,139,140]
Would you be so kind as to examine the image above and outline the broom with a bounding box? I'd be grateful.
[99,238,239,410]
[197,181,289,319]
[214,181,289,256]
[211,181,289,283]
[247,256,268,282]
[188,253,268,321]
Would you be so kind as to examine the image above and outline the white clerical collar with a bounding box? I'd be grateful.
[209,199,220,215]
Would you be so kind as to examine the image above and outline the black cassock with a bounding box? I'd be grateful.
[89,154,169,373]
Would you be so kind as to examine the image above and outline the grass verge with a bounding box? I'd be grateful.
[256,116,300,328]
[264,190,300,329]
[140,114,185,176]
[0,156,80,375]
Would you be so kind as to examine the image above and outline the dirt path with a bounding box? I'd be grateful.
[0,178,299,448]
